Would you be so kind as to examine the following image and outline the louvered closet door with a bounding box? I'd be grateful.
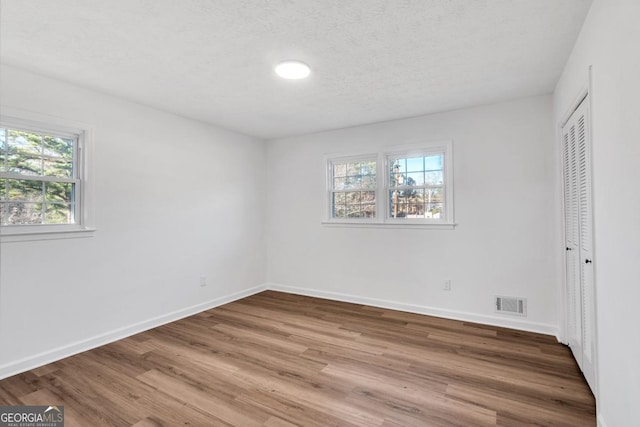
[576,101,596,390]
[562,107,583,368]
[561,95,596,393]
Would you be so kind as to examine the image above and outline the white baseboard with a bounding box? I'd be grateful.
[0,284,267,380]
[267,283,559,337]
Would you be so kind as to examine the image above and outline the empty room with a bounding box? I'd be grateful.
[0,0,638,426]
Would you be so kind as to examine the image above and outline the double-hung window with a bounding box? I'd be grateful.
[325,141,454,227]
[0,113,92,239]
[386,148,448,222]
[328,155,377,220]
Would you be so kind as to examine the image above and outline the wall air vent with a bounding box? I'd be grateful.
[495,296,527,316]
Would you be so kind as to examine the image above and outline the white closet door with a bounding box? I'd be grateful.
[562,108,583,368]
[576,102,596,389]
[561,95,596,393]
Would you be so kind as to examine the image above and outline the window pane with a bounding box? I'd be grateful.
[43,135,73,159]
[390,202,407,218]
[345,191,361,203]
[345,204,363,218]
[43,157,73,178]
[333,163,346,177]
[345,162,359,176]
[407,203,425,218]
[7,152,42,175]
[404,188,423,202]
[362,204,376,218]
[406,171,424,186]
[45,203,73,224]
[391,201,428,219]
[347,175,363,188]
[333,177,346,190]
[425,154,443,171]
[361,174,376,188]
[333,204,347,218]
[8,129,41,156]
[390,172,407,187]
[425,188,444,214]
[0,179,5,200]
[8,179,43,201]
[45,182,74,203]
[335,176,370,190]
[358,161,376,176]
[347,162,370,176]
[4,131,76,178]
[426,203,444,219]
[389,190,405,205]
[333,192,346,205]
[425,171,443,185]
[390,159,406,174]
[361,191,376,203]
[389,189,401,218]
[397,187,421,201]
[1,202,43,225]
[426,187,444,203]
[406,156,424,172]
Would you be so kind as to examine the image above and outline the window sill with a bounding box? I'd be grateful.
[321,221,456,230]
[0,226,96,243]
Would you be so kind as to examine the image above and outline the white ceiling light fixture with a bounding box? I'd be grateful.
[275,61,311,80]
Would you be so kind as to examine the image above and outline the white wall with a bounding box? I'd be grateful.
[266,95,561,334]
[0,65,267,376]
[554,1,640,425]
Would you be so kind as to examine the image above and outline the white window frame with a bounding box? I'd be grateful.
[324,140,455,229]
[0,107,95,242]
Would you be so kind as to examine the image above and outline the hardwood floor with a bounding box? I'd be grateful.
[0,291,595,426]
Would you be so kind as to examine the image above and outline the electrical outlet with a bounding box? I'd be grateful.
[199,276,207,287]
[443,280,451,291]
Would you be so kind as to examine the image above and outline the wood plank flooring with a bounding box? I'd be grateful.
[0,291,596,426]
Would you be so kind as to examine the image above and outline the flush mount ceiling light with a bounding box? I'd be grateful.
[275,61,311,80]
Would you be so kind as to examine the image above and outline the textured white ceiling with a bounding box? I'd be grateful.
[0,0,592,139]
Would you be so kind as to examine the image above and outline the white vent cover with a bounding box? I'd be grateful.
[495,296,527,316]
